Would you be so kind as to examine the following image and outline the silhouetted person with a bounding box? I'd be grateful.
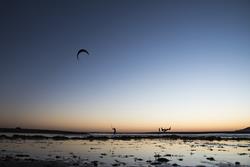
[112,128,116,135]
[161,126,171,133]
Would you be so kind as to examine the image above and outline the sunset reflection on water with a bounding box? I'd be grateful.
[1,138,249,166]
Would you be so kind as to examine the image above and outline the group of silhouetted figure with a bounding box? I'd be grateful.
[110,126,171,135]
[159,126,171,133]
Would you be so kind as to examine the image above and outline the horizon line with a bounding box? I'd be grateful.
[1,127,248,134]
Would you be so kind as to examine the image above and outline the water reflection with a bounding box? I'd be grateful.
[0,139,249,166]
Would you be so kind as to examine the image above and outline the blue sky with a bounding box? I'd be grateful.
[0,0,249,131]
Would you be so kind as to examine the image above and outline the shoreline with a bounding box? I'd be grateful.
[1,134,250,141]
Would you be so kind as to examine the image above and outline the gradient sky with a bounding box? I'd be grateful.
[0,0,250,132]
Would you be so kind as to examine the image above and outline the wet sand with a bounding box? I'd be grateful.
[0,156,248,167]
[0,158,71,167]
[0,136,249,167]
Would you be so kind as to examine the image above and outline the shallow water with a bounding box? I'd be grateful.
[0,138,250,166]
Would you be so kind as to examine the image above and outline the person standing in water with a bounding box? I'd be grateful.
[112,128,116,135]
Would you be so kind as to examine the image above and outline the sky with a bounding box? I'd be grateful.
[0,0,250,132]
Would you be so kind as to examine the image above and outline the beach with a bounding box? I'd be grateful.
[1,0,250,166]
[0,134,250,167]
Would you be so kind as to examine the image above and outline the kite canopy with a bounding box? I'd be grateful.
[77,49,89,61]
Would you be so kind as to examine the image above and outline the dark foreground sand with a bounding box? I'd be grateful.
[0,158,248,167]
[0,156,248,167]
[0,156,99,167]
[0,159,70,167]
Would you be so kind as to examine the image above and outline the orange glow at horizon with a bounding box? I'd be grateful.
[1,110,248,132]
[1,101,249,132]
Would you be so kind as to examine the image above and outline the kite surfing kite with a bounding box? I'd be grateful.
[76,49,89,62]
